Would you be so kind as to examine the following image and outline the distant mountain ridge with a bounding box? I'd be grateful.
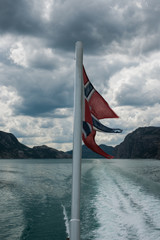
[0,126,160,159]
[0,131,70,159]
[67,144,115,158]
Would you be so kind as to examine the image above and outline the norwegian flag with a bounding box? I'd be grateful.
[82,66,122,159]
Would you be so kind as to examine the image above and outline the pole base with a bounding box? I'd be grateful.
[70,219,80,240]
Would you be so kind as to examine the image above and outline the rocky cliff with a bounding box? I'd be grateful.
[114,127,160,159]
[0,131,32,158]
[0,131,70,159]
[0,127,160,159]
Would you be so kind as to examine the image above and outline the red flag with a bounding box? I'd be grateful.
[82,66,121,159]
[83,66,119,119]
[82,99,113,159]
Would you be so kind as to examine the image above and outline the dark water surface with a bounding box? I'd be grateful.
[0,159,160,240]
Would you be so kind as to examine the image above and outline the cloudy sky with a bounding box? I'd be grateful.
[0,0,160,151]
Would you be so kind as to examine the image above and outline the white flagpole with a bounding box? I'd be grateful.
[70,41,83,240]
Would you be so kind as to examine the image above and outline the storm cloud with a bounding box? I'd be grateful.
[0,0,160,150]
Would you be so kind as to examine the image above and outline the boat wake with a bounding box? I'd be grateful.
[92,164,160,240]
[61,204,70,238]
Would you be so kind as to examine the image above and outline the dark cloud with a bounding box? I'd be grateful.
[13,79,73,117]
[115,81,160,107]
[1,0,160,56]
[46,1,160,54]
[0,63,74,117]
[0,0,160,150]
[0,0,43,35]
[29,56,57,70]
[47,3,126,53]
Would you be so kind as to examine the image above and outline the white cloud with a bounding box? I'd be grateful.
[107,51,160,107]
[0,34,15,53]
[95,102,160,147]
[8,114,73,151]
[10,42,27,67]
[0,86,20,116]
[0,0,159,152]
[9,38,63,70]
[41,0,54,21]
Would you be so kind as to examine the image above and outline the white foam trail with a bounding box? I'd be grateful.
[92,164,160,240]
[61,204,70,238]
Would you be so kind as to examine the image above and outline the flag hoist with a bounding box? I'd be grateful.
[70,41,122,240]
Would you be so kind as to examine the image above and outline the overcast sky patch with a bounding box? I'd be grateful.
[0,0,159,150]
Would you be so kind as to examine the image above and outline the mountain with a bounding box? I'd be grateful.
[114,127,160,159]
[0,131,70,159]
[0,131,32,158]
[0,127,160,159]
[67,144,115,158]
[32,145,70,159]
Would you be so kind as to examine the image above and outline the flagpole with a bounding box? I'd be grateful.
[70,41,83,240]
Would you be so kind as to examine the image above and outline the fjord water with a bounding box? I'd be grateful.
[0,159,160,240]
